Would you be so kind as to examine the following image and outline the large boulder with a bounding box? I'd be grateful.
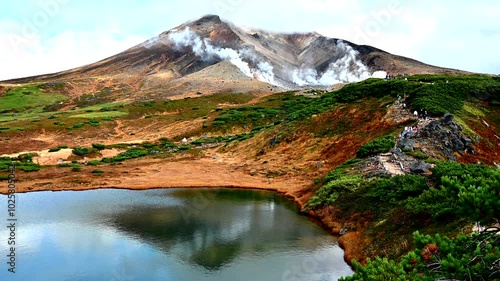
[409,161,432,174]
[391,148,404,160]
[442,113,454,124]
[397,139,415,151]
[419,114,475,160]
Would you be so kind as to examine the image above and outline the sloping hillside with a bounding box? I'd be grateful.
[0,74,498,280]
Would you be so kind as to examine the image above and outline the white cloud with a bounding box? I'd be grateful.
[298,0,361,14]
[0,26,146,80]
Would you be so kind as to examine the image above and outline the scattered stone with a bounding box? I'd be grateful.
[409,161,432,174]
[397,139,415,151]
[339,227,348,236]
[270,136,277,146]
[391,148,404,158]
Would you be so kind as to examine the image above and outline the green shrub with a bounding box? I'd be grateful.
[102,147,150,163]
[163,142,178,149]
[0,156,41,172]
[342,230,500,281]
[306,175,362,208]
[212,120,226,127]
[407,162,499,223]
[367,174,430,205]
[191,139,205,145]
[142,143,156,148]
[356,136,395,158]
[86,160,101,166]
[67,123,84,130]
[18,163,41,172]
[18,153,37,162]
[72,147,95,157]
[91,169,104,175]
[430,162,492,186]
[49,145,68,153]
[86,119,100,127]
[72,166,81,172]
[92,143,106,150]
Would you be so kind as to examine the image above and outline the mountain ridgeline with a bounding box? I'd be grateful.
[3,15,463,99]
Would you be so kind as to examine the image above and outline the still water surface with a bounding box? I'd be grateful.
[0,188,353,281]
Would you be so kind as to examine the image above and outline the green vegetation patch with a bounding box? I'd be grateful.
[343,229,499,281]
[407,162,499,224]
[212,106,282,131]
[308,159,499,280]
[48,145,69,152]
[72,147,98,157]
[69,111,127,119]
[305,159,363,209]
[356,135,395,158]
[0,155,41,172]
[0,85,68,113]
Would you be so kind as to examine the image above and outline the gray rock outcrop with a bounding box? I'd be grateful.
[397,139,415,151]
[418,114,475,161]
[409,161,432,174]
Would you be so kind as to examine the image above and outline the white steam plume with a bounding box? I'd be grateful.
[291,40,372,86]
[372,70,388,79]
[169,28,382,88]
[168,27,279,86]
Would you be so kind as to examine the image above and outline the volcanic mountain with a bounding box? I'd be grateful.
[3,15,463,98]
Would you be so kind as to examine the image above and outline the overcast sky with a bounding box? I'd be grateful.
[0,0,499,80]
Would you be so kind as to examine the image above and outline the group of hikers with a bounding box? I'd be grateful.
[395,94,431,140]
[413,109,429,120]
[397,94,429,120]
[401,126,419,139]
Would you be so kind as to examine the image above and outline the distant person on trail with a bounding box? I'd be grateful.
[424,111,428,120]
[414,110,418,118]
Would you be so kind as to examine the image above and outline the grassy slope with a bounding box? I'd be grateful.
[300,75,500,274]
